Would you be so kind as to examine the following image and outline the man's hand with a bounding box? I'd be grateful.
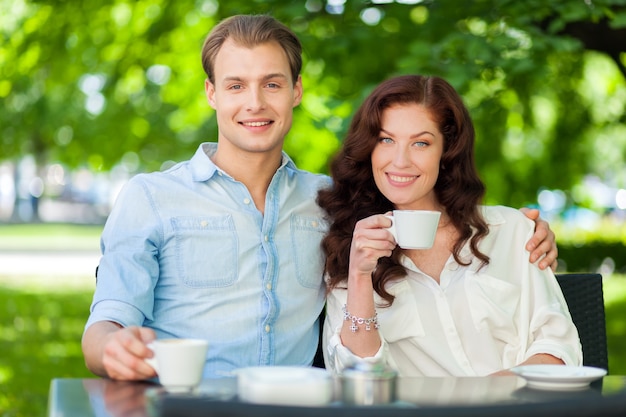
[520,207,558,271]
[82,322,157,381]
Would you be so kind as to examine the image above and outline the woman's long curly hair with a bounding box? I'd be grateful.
[317,75,489,305]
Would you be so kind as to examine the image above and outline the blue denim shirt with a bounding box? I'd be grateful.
[86,143,332,378]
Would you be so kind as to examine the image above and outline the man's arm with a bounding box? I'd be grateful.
[82,321,157,380]
[520,208,558,271]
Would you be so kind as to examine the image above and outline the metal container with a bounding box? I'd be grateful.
[341,362,397,405]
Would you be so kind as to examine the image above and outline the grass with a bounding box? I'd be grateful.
[0,285,94,417]
[0,224,100,417]
[603,276,626,375]
[0,223,625,416]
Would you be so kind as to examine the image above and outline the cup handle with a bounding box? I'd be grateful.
[144,342,158,373]
[384,215,397,243]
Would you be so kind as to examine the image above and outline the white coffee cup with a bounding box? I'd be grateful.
[385,210,441,249]
[145,338,209,393]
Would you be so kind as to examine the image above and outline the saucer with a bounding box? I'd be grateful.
[510,365,607,390]
[237,366,333,406]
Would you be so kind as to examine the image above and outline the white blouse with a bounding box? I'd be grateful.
[323,205,582,376]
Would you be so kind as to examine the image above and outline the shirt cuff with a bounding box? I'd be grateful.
[525,340,583,367]
[327,327,388,374]
[84,299,146,333]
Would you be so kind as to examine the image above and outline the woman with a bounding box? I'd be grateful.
[317,75,581,376]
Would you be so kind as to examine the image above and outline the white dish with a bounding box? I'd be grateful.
[510,365,607,390]
[237,366,333,406]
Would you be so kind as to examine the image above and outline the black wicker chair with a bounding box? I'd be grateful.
[556,273,609,372]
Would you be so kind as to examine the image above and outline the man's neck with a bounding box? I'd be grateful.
[210,144,283,214]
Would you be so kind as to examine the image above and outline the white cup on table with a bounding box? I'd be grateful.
[385,210,441,249]
[144,338,209,393]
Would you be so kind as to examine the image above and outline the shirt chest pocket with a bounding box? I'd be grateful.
[377,281,426,342]
[465,271,520,342]
[290,215,328,289]
[171,216,238,288]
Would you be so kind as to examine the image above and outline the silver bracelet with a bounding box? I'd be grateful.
[342,304,379,333]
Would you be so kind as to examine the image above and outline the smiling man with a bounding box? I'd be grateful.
[81,14,559,381]
[82,15,331,380]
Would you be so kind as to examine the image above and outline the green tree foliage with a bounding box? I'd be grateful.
[1,0,625,206]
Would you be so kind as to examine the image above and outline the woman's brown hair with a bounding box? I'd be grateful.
[317,75,489,305]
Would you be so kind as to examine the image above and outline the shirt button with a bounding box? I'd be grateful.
[217,171,223,176]
[264,235,269,242]
[200,221,208,227]
[266,283,272,290]
[243,198,251,205]
[265,325,270,333]
[311,221,318,228]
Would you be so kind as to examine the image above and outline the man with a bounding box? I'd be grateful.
[82,14,558,380]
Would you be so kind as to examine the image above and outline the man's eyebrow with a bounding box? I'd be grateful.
[263,73,288,80]
[221,73,288,83]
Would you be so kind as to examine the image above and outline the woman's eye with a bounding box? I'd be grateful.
[379,137,393,144]
[413,141,428,147]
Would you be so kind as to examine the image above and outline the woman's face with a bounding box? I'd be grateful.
[371,103,444,210]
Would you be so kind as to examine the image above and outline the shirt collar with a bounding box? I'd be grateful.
[189,142,297,182]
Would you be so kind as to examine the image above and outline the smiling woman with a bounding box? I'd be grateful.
[318,74,580,378]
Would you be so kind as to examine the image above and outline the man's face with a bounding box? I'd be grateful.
[205,38,303,156]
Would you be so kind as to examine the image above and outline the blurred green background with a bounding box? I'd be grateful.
[1,0,626,415]
[2,0,626,208]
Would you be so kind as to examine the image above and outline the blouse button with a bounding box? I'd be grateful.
[243,198,251,205]
[265,325,271,333]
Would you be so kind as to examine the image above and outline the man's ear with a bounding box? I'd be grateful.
[292,75,303,107]
[205,79,217,109]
